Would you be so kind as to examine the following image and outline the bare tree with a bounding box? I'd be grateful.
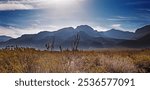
[45,43,50,51]
[72,33,80,51]
[45,37,55,51]
[51,37,55,51]
[59,45,63,52]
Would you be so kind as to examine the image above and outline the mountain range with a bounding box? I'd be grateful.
[0,25,150,50]
[0,36,12,42]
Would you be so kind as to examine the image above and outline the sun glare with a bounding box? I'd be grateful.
[40,0,86,9]
[42,0,86,14]
[39,0,88,25]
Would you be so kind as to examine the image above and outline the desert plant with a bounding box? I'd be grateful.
[45,37,55,51]
[0,48,150,73]
[72,33,80,51]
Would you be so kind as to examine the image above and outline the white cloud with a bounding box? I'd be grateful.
[112,24,121,28]
[126,1,150,5]
[0,26,20,37]
[0,3,34,11]
[111,24,126,30]
[0,0,87,11]
[107,16,137,21]
[93,26,109,31]
[0,0,35,11]
[0,25,62,38]
[111,24,132,31]
[138,8,150,12]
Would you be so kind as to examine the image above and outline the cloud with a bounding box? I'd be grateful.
[111,24,132,31]
[107,15,150,26]
[112,24,121,28]
[111,24,128,31]
[93,26,109,31]
[0,0,36,11]
[0,0,86,11]
[0,3,34,11]
[0,26,20,37]
[0,25,61,38]
[138,8,150,12]
[111,24,121,29]
[126,1,150,5]
[107,16,137,21]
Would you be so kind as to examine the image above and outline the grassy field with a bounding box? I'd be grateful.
[0,48,150,73]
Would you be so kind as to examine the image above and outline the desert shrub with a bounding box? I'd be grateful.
[0,48,150,73]
[98,55,138,73]
[135,60,150,73]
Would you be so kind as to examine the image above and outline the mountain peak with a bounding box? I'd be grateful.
[109,29,122,32]
[133,25,150,39]
[62,27,74,29]
[59,27,74,31]
[136,25,150,34]
[38,31,51,34]
[103,29,134,40]
[76,25,94,31]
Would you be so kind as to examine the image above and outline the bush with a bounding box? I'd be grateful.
[0,48,150,73]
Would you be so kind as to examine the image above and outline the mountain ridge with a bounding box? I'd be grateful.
[0,35,12,42]
[0,24,150,49]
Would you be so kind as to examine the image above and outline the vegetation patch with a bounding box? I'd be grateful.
[0,48,150,73]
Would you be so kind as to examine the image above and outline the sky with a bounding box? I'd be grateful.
[0,0,150,37]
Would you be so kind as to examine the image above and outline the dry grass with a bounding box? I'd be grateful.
[0,48,150,73]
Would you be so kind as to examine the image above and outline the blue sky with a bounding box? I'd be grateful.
[0,0,150,37]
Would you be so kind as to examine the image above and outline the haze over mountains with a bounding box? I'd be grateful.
[0,25,150,50]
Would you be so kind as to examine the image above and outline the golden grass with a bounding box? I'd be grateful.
[0,48,150,73]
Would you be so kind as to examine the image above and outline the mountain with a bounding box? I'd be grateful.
[101,29,134,40]
[61,31,124,49]
[133,25,150,39]
[119,35,150,48]
[0,36,12,42]
[0,25,124,50]
[76,25,100,37]
[120,25,150,48]
[61,31,102,49]
[53,27,75,40]
[1,25,150,49]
